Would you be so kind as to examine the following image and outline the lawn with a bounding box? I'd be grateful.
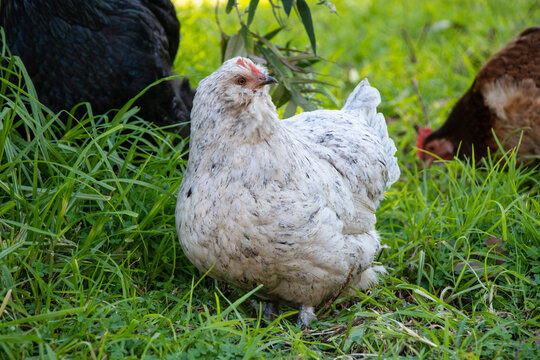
[0,0,539,358]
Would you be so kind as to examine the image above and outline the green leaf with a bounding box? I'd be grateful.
[283,99,298,118]
[0,241,25,262]
[271,84,292,108]
[0,335,43,343]
[220,31,230,62]
[296,0,317,54]
[0,306,87,327]
[305,87,340,108]
[225,0,235,14]
[257,46,290,88]
[224,31,247,60]
[263,27,283,41]
[247,0,259,26]
[240,25,254,54]
[219,284,263,319]
[290,87,316,111]
[290,78,338,87]
[0,219,57,238]
[282,0,294,16]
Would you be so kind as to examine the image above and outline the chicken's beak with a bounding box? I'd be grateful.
[257,75,278,87]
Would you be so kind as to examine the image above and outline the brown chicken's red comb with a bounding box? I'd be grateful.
[416,127,432,160]
[416,127,432,149]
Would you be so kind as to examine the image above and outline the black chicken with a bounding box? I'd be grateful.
[0,0,194,138]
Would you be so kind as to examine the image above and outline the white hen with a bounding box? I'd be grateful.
[176,57,400,327]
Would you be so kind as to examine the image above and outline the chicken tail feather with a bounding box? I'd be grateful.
[342,79,381,118]
[343,79,400,187]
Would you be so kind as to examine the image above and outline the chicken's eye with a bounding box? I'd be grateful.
[236,77,247,86]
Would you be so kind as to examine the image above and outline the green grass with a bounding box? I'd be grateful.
[1,0,539,358]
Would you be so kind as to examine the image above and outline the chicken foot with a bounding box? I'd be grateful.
[298,305,316,328]
[251,300,278,321]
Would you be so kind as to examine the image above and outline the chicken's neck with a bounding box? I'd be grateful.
[238,96,280,142]
[191,95,280,151]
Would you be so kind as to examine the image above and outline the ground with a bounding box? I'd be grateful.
[0,0,538,358]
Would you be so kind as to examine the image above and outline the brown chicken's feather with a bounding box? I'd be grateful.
[484,76,540,160]
[475,27,540,86]
[423,26,540,163]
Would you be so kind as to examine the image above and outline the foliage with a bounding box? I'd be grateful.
[1,0,540,358]
[218,0,337,118]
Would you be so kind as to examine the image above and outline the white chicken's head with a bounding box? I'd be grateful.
[196,57,277,109]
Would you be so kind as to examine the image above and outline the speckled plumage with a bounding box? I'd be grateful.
[176,57,400,326]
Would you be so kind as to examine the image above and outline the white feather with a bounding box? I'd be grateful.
[176,58,400,310]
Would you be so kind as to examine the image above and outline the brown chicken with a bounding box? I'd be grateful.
[417,26,540,164]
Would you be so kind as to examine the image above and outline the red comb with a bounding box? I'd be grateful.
[236,57,263,76]
[236,58,247,67]
[416,127,432,148]
[416,127,432,159]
